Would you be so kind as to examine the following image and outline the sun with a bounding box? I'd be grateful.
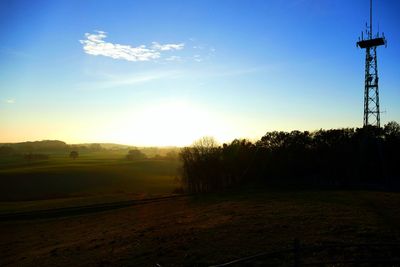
[133,100,209,146]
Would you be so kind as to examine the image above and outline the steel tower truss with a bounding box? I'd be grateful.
[363,46,380,127]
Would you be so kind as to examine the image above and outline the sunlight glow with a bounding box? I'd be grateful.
[97,100,236,146]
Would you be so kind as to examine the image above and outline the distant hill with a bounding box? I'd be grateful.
[0,140,180,155]
[0,140,68,153]
[0,140,120,153]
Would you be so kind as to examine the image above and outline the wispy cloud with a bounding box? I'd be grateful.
[0,48,31,58]
[193,55,203,62]
[165,56,182,61]
[4,98,15,104]
[191,42,216,62]
[78,70,182,90]
[80,31,184,62]
[151,42,184,51]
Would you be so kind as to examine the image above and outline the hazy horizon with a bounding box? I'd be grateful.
[2,121,399,148]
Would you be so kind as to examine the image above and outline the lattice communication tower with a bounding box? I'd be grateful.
[356,0,387,127]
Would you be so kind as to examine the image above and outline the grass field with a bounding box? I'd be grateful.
[1,151,399,266]
[0,151,181,203]
[1,190,399,266]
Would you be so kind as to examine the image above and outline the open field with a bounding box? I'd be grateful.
[1,190,400,266]
[0,151,180,202]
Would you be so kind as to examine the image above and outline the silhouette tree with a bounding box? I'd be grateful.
[384,121,400,138]
[179,122,400,193]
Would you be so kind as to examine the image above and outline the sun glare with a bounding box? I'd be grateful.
[98,100,235,146]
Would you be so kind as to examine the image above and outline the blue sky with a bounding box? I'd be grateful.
[0,0,399,146]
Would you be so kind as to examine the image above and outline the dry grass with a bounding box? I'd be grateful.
[1,190,400,266]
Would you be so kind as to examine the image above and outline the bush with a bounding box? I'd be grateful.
[126,149,146,160]
[69,151,79,159]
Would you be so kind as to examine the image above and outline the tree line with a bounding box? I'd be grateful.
[179,121,400,193]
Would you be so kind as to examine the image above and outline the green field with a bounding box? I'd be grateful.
[0,151,181,203]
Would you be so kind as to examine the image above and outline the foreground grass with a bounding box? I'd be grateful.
[1,190,399,266]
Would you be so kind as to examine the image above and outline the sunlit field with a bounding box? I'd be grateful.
[0,151,180,204]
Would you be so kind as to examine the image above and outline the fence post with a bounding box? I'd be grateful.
[294,238,300,267]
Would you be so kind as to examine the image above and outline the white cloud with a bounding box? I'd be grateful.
[80,31,159,61]
[80,31,185,62]
[152,42,184,51]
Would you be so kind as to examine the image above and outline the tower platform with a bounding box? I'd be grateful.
[357,37,386,48]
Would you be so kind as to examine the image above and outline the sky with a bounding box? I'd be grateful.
[0,0,399,146]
